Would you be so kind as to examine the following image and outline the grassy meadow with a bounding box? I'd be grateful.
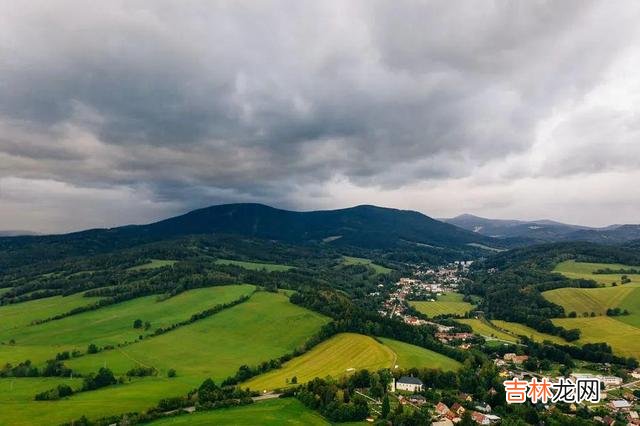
[409,292,473,317]
[456,319,519,343]
[553,316,640,358]
[0,285,255,366]
[377,337,461,371]
[0,291,329,425]
[214,259,292,272]
[342,256,392,274]
[545,260,640,357]
[147,398,330,426]
[491,320,566,345]
[552,260,640,286]
[127,259,178,271]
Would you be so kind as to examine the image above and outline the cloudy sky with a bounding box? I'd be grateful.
[1,0,640,233]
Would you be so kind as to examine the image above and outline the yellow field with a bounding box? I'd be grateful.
[410,293,473,317]
[492,320,566,345]
[244,333,460,392]
[543,285,638,316]
[457,319,518,343]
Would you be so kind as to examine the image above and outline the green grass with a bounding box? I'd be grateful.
[0,285,255,366]
[492,320,566,345]
[0,293,101,338]
[0,287,11,296]
[67,292,329,378]
[553,260,640,287]
[147,398,329,426]
[0,292,329,425]
[127,259,178,271]
[553,317,640,358]
[215,259,292,272]
[244,333,461,392]
[546,260,640,329]
[457,319,518,343]
[342,256,392,274]
[409,293,473,317]
[378,337,461,371]
[543,285,639,316]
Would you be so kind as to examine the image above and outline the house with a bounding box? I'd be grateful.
[599,376,623,387]
[393,376,424,393]
[485,414,502,424]
[512,355,529,364]
[601,416,616,426]
[432,420,454,426]
[471,411,491,425]
[459,392,473,402]
[435,402,450,416]
[609,399,632,412]
[451,402,465,415]
[407,395,427,406]
[475,402,491,413]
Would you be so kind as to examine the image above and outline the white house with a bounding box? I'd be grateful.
[392,376,424,393]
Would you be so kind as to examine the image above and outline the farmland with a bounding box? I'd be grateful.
[553,316,640,358]
[147,398,330,426]
[456,319,518,343]
[0,285,255,366]
[0,291,329,425]
[377,337,461,371]
[409,292,473,317]
[552,260,640,286]
[244,333,460,392]
[491,320,566,345]
[342,256,392,274]
[244,333,395,391]
[545,260,640,356]
[214,259,292,272]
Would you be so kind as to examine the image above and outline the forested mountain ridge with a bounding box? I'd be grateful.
[0,203,502,269]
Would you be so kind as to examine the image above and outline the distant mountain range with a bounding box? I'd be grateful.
[0,204,504,266]
[0,230,39,237]
[442,213,640,244]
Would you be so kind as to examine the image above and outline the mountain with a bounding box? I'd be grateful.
[442,213,640,244]
[0,230,39,237]
[0,204,504,268]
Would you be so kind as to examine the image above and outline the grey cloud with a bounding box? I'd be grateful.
[0,0,639,231]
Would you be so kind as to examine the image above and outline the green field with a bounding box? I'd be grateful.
[0,285,255,366]
[215,259,292,272]
[0,291,329,426]
[457,319,518,343]
[377,337,461,371]
[409,293,473,317]
[553,260,640,287]
[147,398,329,426]
[127,259,178,271]
[244,333,460,392]
[492,320,566,345]
[553,317,640,358]
[342,256,392,274]
[543,285,640,317]
[545,260,640,357]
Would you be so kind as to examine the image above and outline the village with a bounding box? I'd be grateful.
[372,262,640,425]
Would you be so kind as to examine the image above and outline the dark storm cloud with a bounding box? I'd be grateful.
[1,0,639,231]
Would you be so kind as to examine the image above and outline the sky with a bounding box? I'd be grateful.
[1,0,640,233]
